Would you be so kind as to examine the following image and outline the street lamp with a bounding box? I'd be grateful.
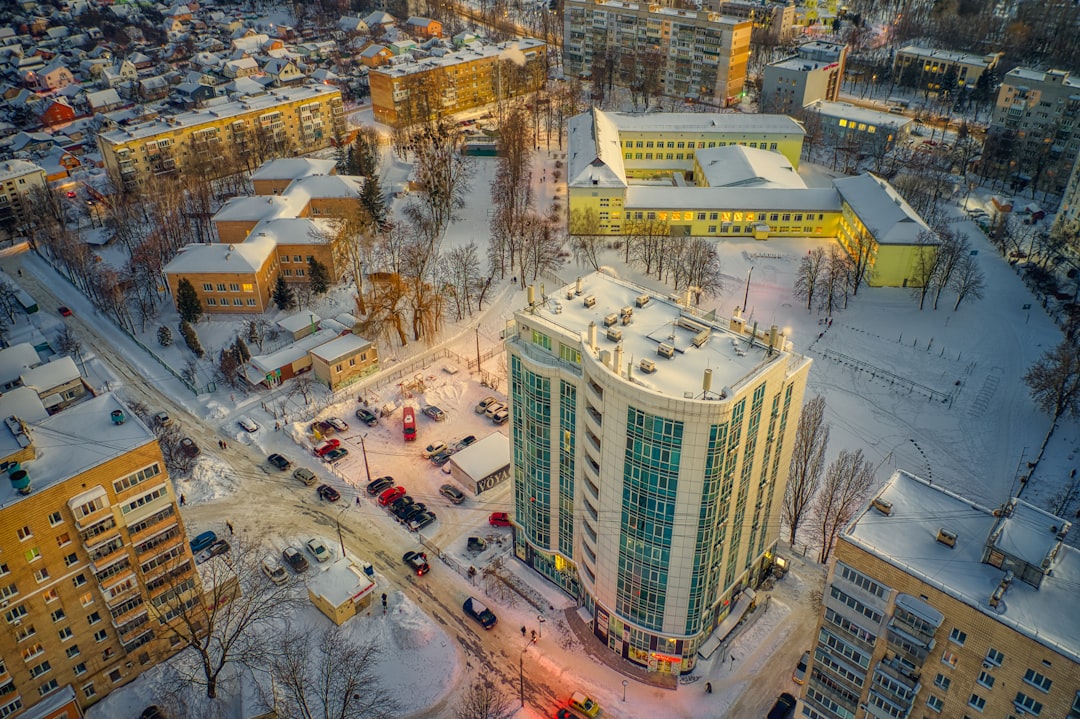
[519,636,536,707]
[358,433,372,484]
[622,679,628,702]
[537,615,545,638]
[336,504,348,558]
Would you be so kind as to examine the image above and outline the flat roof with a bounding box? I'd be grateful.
[603,110,805,136]
[808,100,913,128]
[307,557,376,606]
[371,38,545,78]
[518,272,802,398]
[897,45,998,65]
[449,432,510,480]
[0,158,44,182]
[309,333,373,362]
[0,393,158,510]
[846,471,1080,664]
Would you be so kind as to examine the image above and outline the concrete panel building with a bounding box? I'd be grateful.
[761,40,847,114]
[0,160,47,243]
[893,45,1002,93]
[507,272,811,673]
[798,470,1080,719]
[563,0,752,106]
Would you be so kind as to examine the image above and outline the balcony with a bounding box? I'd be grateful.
[127,507,176,540]
[86,536,125,565]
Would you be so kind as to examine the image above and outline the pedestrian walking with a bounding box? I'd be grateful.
[226,521,234,535]
[222,440,227,449]
[17,269,22,277]
[180,494,186,506]
[705,682,712,694]
[218,440,224,449]
[355,496,360,506]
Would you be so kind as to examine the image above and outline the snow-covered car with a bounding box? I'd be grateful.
[792,651,810,685]
[310,420,335,435]
[569,692,600,718]
[283,546,308,572]
[491,408,509,425]
[439,484,465,504]
[154,411,172,427]
[268,453,292,471]
[484,402,507,419]
[403,550,430,576]
[407,511,436,532]
[430,449,455,466]
[306,538,330,563]
[422,405,446,421]
[355,408,379,426]
[313,439,341,456]
[293,467,317,486]
[454,435,477,451]
[262,558,288,585]
[180,437,200,457]
[475,396,498,414]
[322,447,349,462]
[196,539,230,564]
[422,441,447,459]
[238,416,258,433]
[326,417,349,432]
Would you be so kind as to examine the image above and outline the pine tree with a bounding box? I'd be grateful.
[157,325,173,347]
[234,336,251,363]
[218,347,241,388]
[360,174,387,229]
[179,320,204,358]
[308,257,331,295]
[272,276,296,310]
[176,278,203,324]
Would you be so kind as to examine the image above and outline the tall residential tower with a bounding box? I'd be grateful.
[507,272,810,673]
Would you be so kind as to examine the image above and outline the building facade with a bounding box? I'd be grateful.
[893,46,1002,93]
[0,160,48,243]
[761,40,848,114]
[707,0,796,41]
[508,272,811,673]
[0,392,197,718]
[563,0,752,106]
[369,39,547,127]
[96,84,345,188]
[988,67,1080,195]
[798,471,1080,719]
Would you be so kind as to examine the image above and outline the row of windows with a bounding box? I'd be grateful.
[623,139,780,151]
[113,463,162,495]
[202,282,255,293]
[207,297,258,306]
[280,254,315,263]
[121,486,169,515]
[829,585,883,623]
[837,562,891,600]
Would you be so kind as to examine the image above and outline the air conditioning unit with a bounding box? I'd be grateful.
[982,661,994,669]
[0,599,8,608]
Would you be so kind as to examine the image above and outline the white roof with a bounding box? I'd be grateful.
[449,432,510,480]
[250,328,339,373]
[85,88,122,109]
[309,333,373,362]
[0,342,41,386]
[278,311,322,333]
[307,557,376,606]
[371,38,545,78]
[250,217,338,246]
[695,145,806,189]
[847,471,1080,664]
[808,100,912,130]
[284,174,363,198]
[897,45,998,66]
[20,355,80,392]
[0,158,44,183]
[567,108,627,188]
[250,157,337,181]
[164,233,277,274]
[600,109,805,135]
[212,194,304,222]
[833,173,933,245]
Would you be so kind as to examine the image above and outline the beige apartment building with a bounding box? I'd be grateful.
[0,390,197,718]
[96,84,345,188]
[0,160,48,243]
[563,0,752,106]
[893,46,1002,93]
[798,470,1079,719]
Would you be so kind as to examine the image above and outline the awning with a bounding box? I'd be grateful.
[698,588,756,659]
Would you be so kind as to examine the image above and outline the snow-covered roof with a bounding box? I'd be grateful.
[846,471,1080,664]
[373,38,544,77]
[624,186,839,212]
[213,194,304,222]
[249,328,339,373]
[306,556,376,606]
[0,158,45,182]
[86,87,122,109]
[0,393,155,510]
[807,100,912,130]
[278,311,322,333]
[695,145,807,189]
[449,432,510,480]
[567,107,627,188]
[362,11,396,26]
[283,173,363,198]
[309,333,373,362]
[0,341,41,383]
[601,110,805,136]
[251,217,337,246]
[897,45,999,66]
[164,233,277,274]
[833,173,933,245]
[20,355,79,392]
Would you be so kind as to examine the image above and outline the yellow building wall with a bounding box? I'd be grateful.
[619,131,805,169]
[311,345,379,390]
[869,243,932,288]
[276,243,338,283]
[215,220,257,245]
[166,256,278,314]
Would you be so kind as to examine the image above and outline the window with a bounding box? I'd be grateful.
[50,609,65,623]
[79,593,93,607]
[985,648,1004,666]
[968,694,985,711]
[216,284,226,292]
[1023,669,1052,693]
[73,662,87,676]
[280,255,289,263]
[57,627,72,641]
[293,255,302,262]
[64,553,78,567]
[109,669,122,682]
[24,547,40,563]
[1014,693,1042,716]
[976,671,994,688]
[66,645,80,658]
[934,674,951,690]
[948,628,967,645]
[82,683,95,699]
[0,583,15,601]
[5,605,28,624]
[72,574,86,588]
[22,643,44,660]
[42,589,58,603]
[37,679,58,696]
[48,512,62,526]
[16,527,31,541]
[927,695,943,712]
[33,568,49,583]
[87,612,101,625]
[93,629,108,642]
[202,283,213,291]
[941,650,958,668]
[0,565,7,576]
[28,661,50,679]
[206,298,216,306]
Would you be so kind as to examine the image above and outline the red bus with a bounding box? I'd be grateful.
[402,406,417,442]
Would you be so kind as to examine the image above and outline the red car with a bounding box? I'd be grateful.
[58,306,72,317]
[489,512,511,527]
[378,486,406,507]
[313,438,341,456]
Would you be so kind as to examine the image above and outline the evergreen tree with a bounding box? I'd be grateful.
[272,276,296,310]
[352,128,379,178]
[157,325,173,347]
[234,336,251,363]
[308,257,331,295]
[218,346,242,388]
[176,278,203,323]
[360,174,387,229]
[179,320,204,358]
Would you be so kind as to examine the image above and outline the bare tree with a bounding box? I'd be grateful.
[442,242,484,320]
[269,625,399,719]
[154,533,297,698]
[909,231,941,310]
[1024,340,1080,458]
[949,254,985,311]
[672,237,724,301]
[568,207,604,271]
[783,395,829,545]
[931,230,969,310]
[844,225,876,296]
[814,449,875,563]
[819,246,852,315]
[793,247,828,311]
[453,678,515,719]
[489,107,534,280]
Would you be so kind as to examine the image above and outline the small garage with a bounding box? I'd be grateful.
[447,433,510,495]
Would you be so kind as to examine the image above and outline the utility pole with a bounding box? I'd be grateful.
[475,327,482,371]
[743,266,753,313]
[359,434,372,484]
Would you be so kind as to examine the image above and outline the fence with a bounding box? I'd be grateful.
[814,347,954,405]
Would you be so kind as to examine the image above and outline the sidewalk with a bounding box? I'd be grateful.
[563,607,679,691]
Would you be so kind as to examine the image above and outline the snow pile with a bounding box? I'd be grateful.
[176,455,242,505]
[388,593,441,650]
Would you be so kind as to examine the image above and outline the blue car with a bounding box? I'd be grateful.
[190,531,217,553]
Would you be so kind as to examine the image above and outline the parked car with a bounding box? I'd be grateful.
[154,411,172,427]
[313,439,341,456]
[282,546,309,572]
[403,550,430,576]
[388,495,414,515]
[238,416,258,433]
[491,408,509,425]
[196,539,230,564]
[58,306,72,317]
[793,651,810,685]
[422,405,446,421]
[430,449,455,466]
[484,402,507,419]
[323,447,349,462]
[268,453,292,471]
[467,536,487,553]
[306,538,330,563]
[400,503,428,523]
[454,435,477,451]
[378,486,406,507]
[569,693,600,718]
[402,406,417,442]
[407,511,436,531]
[326,417,348,432]
[489,512,512,527]
[476,397,499,414]
[439,484,465,504]
[262,558,288,585]
[190,530,217,553]
[463,596,497,629]
[180,437,200,458]
[293,467,317,486]
[310,420,336,435]
[317,484,341,502]
[423,441,448,459]
[366,476,395,496]
[767,693,797,719]
[355,408,379,426]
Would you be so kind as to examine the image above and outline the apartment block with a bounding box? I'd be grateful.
[761,40,848,114]
[96,84,344,188]
[799,470,1080,719]
[507,272,811,673]
[706,0,796,41]
[563,0,752,106]
[369,39,547,127]
[0,160,47,243]
[988,67,1080,194]
[0,390,197,718]
[893,46,1002,92]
